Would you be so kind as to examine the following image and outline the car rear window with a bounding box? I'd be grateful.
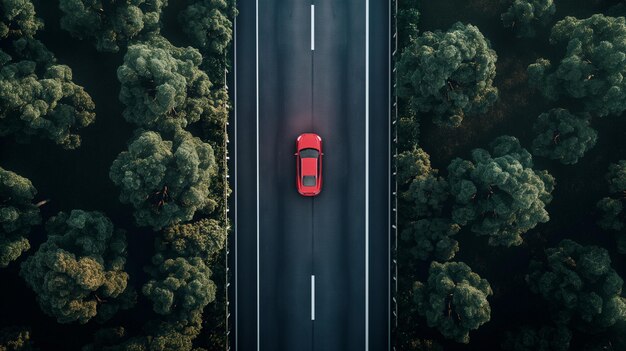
[300,148,319,158]
[303,175,316,186]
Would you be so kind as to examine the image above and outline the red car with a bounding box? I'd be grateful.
[295,133,323,196]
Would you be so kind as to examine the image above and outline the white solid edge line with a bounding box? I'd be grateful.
[311,5,315,51]
[365,0,370,348]
[255,0,260,349]
[311,275,316,320]
[233,13,238,351]
[387,0,391,348]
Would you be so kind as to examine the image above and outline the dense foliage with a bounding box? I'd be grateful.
[117,35,226,132]
[20,210,134,324]
[0,0,95,148]
[501,0,555,38]
[0,326,36,351]
[0,0,42,39]
[447,136,555,247]
[399,148,459,261]
[597,161,626,253]
[527,239,626,331]
[531,108,597,165]
[529,14,626,117]
[179,0,236,56]
[396,22,498,127]
[413,261,492,343]
[58,0,168,52]
[0,167,40,267]
[109,130,218,230]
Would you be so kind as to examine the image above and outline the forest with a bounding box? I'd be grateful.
[396,0,626,350]
[0,0,235,349]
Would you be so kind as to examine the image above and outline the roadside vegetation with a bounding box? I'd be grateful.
[0,0,235,349]
[396,0,626,349]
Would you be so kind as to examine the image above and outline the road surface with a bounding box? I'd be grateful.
[232,0,390,349]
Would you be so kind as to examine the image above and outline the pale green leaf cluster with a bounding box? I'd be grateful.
[527,239,626,330]
[179,0,236,56]
[20,210,134,324]
[448,136,554,247]
[397,22,498,127]
[0,167,40,267]
[531,108,597,165]
[501,0,555,38]
[528,15,626,117]
[59,0,168,52]
[109,130,218,230]
[596,161,626,253]
[117,35,220,132]
[0,0,95,148]
[413,261,492,343]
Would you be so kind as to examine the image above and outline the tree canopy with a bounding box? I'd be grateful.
[117,35,225,132]
[0,167,40,267]
[401,218,460,261]
[0,0,95,149]
[58,0,168,52]
[447,136,554,247]
[157,218,227,263]
[597,161,626,253]
[109,130,218,230]
[501,0,555,38]
[531,108,597,165]
[143,256,216,326]
[0,0,42,40]
[396,0,420,49]
[413,261,492,343]
[0,326,37,351]
[501,324,571,351]
[527,239,626,330]
[396,22,498,127]
[179,0,236,56]
[20,210,134,324]
[528,14,626,117]
[399,149,459,261]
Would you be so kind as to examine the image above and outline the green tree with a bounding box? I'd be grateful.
[414,261,492,343]
[179,0,236,56]
[0,327,37,351]
[158,219,227,263]
[143,256,215,326]
[58,0,167,52]
[0,0,95,149]
[447,136,554,247]
[396,0,420,49]
[0,0,42,40]
[399,149,458,260]
[527,239,626,330]
[501,324,571,351]
[396,22,498,127]
[501,0,555,38]
[20,210,134,324]
[83,322,206,351]
[597,161,626,253]
[0,167,40,267]
[401,218,460,261]
[528,15,626,117]
[531,108,597,165]
[109,130,218,230]
[117,35,225,132]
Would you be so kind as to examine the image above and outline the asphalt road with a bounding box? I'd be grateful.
[233,0,390,349]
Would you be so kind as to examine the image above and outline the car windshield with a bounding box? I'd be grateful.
[302,175,316,186]
[300,148,319,158]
